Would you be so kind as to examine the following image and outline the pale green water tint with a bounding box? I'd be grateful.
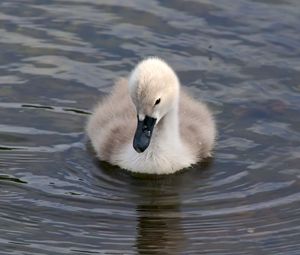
[0,0,300,254]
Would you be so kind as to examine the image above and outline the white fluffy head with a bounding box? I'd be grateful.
[128,57,180,122]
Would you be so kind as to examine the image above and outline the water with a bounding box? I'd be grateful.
[0,0,300,254]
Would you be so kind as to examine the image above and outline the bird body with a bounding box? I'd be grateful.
[87,58,216,174]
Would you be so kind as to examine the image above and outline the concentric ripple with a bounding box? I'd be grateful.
[0,0,300,254]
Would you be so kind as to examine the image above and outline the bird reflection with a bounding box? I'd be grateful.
[136,200,185,255]
[133,160,213,254]
[95,156,213,254]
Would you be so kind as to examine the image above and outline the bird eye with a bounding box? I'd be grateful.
[154,98,161,106]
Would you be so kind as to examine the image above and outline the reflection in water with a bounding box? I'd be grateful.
[135,188,185,254]
[96,160,213,254]
[131,161,213,254]
[136,204,184,255]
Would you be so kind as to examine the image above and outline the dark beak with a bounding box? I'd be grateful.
[133,115,157,153]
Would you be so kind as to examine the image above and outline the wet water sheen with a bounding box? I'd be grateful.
[1,0,300,254]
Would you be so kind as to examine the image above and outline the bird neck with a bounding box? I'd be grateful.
[156,99,181,145]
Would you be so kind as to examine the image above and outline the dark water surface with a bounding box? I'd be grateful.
[1,0,300,254]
